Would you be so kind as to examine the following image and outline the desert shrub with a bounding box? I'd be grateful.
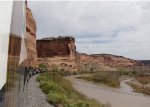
[36,74,47,82]
[92,72,120,87]
[50,64,72,76]
[118,68,129,76]
[47,92,67,105]
[65,99,89,107]
[40,82,51,94]
[78,72,120,88]
[136,76,150,85]
[117,67,140,77]
[40,81,65,94]
[39,63,47,68]
[128,82,150,95]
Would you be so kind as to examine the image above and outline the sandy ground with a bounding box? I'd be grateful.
[66,75,150,107]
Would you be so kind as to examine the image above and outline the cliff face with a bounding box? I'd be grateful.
[26,4,37,67]
[37,36,77,71]
[36,36,76,58]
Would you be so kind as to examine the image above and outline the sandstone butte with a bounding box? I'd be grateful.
[36,36,78,71]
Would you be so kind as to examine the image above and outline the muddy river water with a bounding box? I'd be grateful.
[67,76,150,107]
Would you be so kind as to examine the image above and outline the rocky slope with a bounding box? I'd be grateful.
[78,53,143,68]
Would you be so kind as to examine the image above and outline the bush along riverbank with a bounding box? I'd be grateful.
[36,72,103,107]
[126,75,150,95]
[127,82,150,95]
[77,72,120,88]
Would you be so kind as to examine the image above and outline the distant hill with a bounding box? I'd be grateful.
[139,60,150,66]
[78,53,144,68]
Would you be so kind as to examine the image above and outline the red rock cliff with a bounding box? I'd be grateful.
[26,3,37,67]
[36,36,76,58]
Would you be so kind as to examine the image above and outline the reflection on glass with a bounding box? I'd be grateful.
[1,1,37,107]
[0,1,13,91]
[4,1,27,107]
[0,1,13,107]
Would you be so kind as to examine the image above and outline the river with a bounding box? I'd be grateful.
[66,76,150,107]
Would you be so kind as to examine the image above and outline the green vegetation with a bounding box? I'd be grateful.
[129,76,150,95]
[39,63,47,68]
[118,67,150,95]
[48,64,77,77]
[117,67,139,76]
[78,66,150,89]
[78,72,120,88]
[37,72,102,107]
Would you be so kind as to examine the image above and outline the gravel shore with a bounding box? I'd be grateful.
[22,75,53,107]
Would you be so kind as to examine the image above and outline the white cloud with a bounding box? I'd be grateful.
[29,1,150,60]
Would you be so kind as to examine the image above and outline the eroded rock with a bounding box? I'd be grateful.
[26,3,37,67]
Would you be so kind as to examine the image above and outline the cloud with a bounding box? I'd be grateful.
[28,1,150,60]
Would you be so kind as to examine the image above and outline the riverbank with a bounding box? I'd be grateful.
[77,72,120,88]
[37,72,102,107]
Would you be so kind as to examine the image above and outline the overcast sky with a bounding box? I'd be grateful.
[29,1,150,60]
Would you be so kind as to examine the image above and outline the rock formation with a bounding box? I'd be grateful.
[78,53,144,68]
[37,36,77,71]
[36,36,143,72]
[7,2,38,68]
[36,36,76,58]
[26,3,37,67]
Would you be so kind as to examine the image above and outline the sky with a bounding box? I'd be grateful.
[29,1,150,60]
